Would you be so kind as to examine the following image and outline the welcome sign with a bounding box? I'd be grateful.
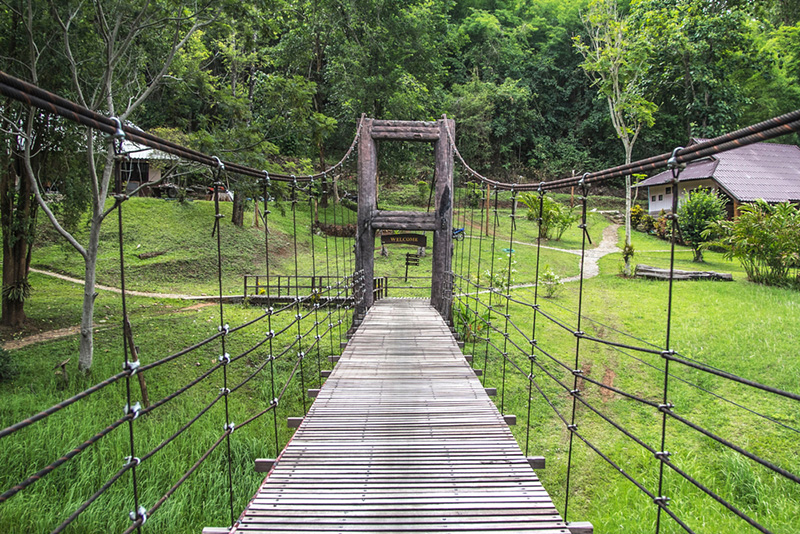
[380,233,427,248]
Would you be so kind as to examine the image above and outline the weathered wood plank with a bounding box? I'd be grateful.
[635,264,733,281]
[254,458,276,473]
[567,521,594,534]
[234,300,567,534]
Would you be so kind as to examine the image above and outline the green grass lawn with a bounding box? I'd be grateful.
[459,242,800,533]
[3,195,798,533]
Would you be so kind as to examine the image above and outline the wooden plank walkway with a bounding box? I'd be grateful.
[232,299,568,533]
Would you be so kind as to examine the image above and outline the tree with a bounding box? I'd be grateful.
[574,0,657,275]
[0,1,88,328]
[630,0,760,141]
[677,187,727,262]
[8,0,213,372]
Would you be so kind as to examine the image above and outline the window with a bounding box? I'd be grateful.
[658,194,663,201]
[652,195,656,202]
[666,187,672,195]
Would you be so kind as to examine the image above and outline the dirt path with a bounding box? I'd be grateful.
[30,268,196,299]
[6,272,217,350]
[22,227,620,349]
[3,325,88,350]
[564,222,621,282]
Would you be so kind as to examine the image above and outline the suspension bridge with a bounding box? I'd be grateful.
[0,70,799,534]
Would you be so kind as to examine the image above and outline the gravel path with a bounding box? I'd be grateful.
[504,223,621,289]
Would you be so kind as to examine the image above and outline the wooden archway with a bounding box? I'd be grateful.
[355,117,455,319]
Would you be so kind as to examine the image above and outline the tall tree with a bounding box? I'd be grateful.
[574,0,656,275]
[7,0,213,372]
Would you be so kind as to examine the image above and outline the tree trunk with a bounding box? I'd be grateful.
[1,157,36,327]
[232,190,245,227]
[319,143,328,208]
[624,145,633,277]
[78,214,102,373]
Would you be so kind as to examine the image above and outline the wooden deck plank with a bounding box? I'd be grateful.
[232,299,566,534]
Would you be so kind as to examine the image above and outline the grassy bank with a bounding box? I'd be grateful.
[3,194,797,533]
[461,230,799,533]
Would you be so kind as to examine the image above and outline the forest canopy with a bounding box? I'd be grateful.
[2,0,799,183]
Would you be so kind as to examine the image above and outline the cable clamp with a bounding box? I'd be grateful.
[266,330,275,339]
[653,496,671,507]
[220,387,230,396]
[298,351,306,359]
[295,314,302,320]
[567,424,577,431]
[660,350,675,358]
[530,339,537,346]
[218,353,231,365]
[572,369,583,376]
[219,324,230,335]
[110,117,125,140]
[667,146,685,171]
[528,354,537,362]
[124,456,141,467]
[129,505,147,524]
[124,402,142,420]
[271,398,279,407]
[265,307,274,315]
[224,422,235,434]
[296,334,302,341]
[124,360,140,375]
[574,331,585,338]
[570,389,581,397]
[315,335,321,340]
[654,451,671,460]
[658,403,674,412]
[528,374,535,381]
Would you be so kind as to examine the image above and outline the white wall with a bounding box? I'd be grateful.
[646,179,720,215]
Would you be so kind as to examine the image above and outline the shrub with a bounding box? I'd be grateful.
[538,265,563,298]
[639,213,656,233]
[483,254,517,292]
[453,304,488,342]
[677,188,727,262]
[519,193,579,241]
[654,210,671,240]
[0,348,18,382]
[630,204,645,228]
[417,180,431,203]
[705,200,800,288]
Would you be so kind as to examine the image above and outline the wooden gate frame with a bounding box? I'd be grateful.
[355,116,455,319]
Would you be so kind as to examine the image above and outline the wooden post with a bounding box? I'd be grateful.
[355,116,376,314]
[485,183,492,236]
[431,117,454,318]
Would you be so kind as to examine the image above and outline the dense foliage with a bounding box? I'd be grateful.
[706,200,800,288]
[2,0,799,184]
